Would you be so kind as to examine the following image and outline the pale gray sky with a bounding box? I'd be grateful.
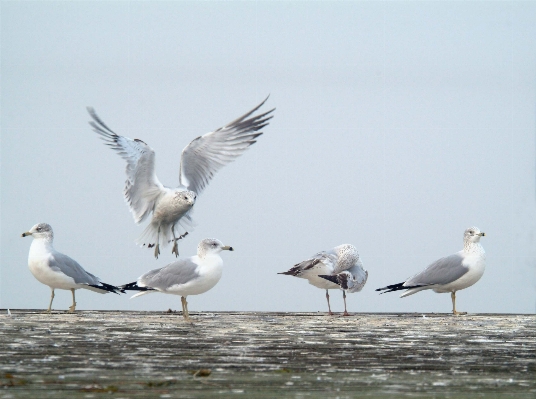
[2,1,535,314]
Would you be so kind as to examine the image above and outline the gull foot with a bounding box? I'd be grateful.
[172,241,179,257]
[154,244,160,259]
[68,303,76,313]
[343,311,350,317]
[452,311,467,316]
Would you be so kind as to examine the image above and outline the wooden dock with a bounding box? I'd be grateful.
[0,311,534,398]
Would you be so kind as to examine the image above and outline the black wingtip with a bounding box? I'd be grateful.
[119,281,156,292]
[318,274,338,284]
[88,282,123,295]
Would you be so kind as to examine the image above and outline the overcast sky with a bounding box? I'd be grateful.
[2,1,536,314]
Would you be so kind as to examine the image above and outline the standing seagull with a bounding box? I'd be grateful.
[278,244,368,316]
[120,238,233,321]
[21,223,121,313]
[376,227,486,315]
[88,97,274,258]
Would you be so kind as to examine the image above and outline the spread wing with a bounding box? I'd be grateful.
[88,108,165,223]
[405,253,468,287]
[179,96,275,195]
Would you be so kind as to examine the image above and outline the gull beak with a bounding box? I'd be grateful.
[480,232,486,236]
[222,245,234,251]
[21,231,32,237]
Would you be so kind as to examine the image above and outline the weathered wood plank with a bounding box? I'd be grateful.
[0,311,534,398]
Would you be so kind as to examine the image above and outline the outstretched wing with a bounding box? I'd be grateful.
[179,96,275,195]
[88,108,165,223]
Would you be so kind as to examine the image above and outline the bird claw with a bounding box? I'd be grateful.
[172,241,179,257]
[68,303,76,313]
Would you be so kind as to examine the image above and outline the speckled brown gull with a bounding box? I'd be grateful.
[279,244,368,316]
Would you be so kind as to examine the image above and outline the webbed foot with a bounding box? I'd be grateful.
[172,241,179,257]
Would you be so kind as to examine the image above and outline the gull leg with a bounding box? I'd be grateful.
[68,289,77,313]
[342,291,350,316]
[154,227,161,259]
[451,291,466,315]
[171,225,179,257]
[181,296,192,322]
[325,290,334,316]
[47,289,55,313]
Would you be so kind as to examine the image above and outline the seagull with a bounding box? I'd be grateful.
[120,238,233,321]
[88,97,274,259]
[21,223,122,313]
[278,244,368,316]
[376,227,486,315]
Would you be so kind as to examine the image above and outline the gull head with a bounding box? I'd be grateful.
[175,190,197,207]
[464,226,485,243]
[197,238,234,257]
[22,223,53,239]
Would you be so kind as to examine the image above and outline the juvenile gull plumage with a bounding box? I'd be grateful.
[278,244,368,316]
[88,97,274,258]
[21,223,121,312]
[120,238,233,321]
[376,226,486,315]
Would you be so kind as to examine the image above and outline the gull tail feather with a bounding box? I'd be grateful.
[136,223,170,249]
[131,291,156,299]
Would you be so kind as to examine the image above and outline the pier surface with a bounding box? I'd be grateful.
[0,311,534,398]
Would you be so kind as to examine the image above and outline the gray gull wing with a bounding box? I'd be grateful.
[139,258,200,290]
[178,96,274,195]
[88,107,165,224]
[405,253,468,287]
[49,252,101,286]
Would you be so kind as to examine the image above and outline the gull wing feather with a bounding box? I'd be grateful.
[405,253,468,287]
[49,252,101,286]
[280,250,337,277]
[179,96,275,195]
[88,108,165,223]
[138,258,200,291]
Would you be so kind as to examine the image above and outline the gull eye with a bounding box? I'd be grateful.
[36,227,42,232]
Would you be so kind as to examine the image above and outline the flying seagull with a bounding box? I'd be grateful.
[120,238,233,321]
[279,244,368,316]
[22,223,121,312]
[88,97,274,258]
[376,227,486,315]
